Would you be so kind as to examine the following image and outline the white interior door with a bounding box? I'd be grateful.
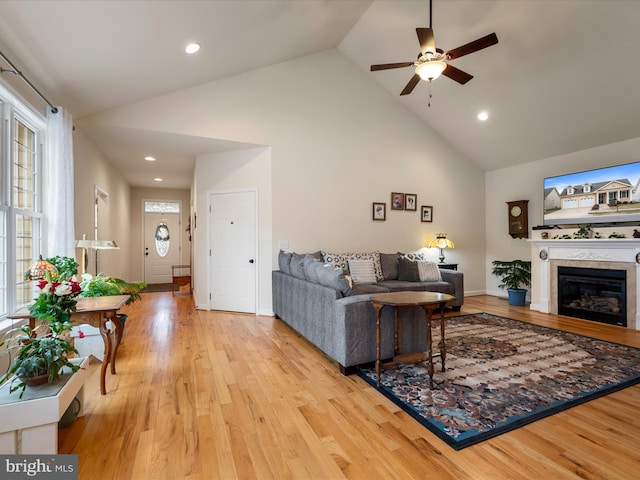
[144,212,181,283]
[209,191,257,313]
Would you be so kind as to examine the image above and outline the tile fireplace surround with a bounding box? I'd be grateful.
[530,239,640,330]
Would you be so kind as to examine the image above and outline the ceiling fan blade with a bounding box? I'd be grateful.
[445,32,498,60]
[400,74,421,96]
[442,64,473,85]
[416,27,435,54]
[370,62,414,71]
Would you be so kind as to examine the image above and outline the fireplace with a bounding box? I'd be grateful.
[557,266,626,327]
[530,238,640,330]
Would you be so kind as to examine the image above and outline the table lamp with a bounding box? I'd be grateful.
[428,233,454,263]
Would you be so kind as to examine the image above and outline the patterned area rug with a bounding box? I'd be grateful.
[357,312,640,450]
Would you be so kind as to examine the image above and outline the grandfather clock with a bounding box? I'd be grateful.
[507,200,529,239]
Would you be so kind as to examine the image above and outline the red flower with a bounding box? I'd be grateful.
[37,280,48,290]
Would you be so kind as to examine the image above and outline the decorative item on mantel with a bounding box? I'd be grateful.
[428,233,454,263]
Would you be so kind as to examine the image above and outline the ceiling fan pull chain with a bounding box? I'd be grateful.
[428,81,433,107]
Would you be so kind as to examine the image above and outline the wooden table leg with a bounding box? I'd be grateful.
[106,311,121,375]
[98,313,112,396]
[422,305,435,389]
[372,303,384,388]
[439,301,446,372]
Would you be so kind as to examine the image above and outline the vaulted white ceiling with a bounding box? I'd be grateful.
[1,0,639,187]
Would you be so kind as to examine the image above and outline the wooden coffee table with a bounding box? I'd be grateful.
[370,291,455,388]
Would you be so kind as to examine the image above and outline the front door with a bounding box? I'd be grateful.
[144,211,181,284]
[209,191,257,313]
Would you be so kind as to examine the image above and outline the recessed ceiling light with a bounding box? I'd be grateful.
[477,111,489,121]
[154,178,163,182]
[144,156,156,161]
[185,43,200,54]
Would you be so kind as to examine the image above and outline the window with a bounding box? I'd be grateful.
[583,184,591,193]
[0,86,45,320]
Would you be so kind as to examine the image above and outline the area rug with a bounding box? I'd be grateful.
[357,312,640,450]
[140,283,178,293]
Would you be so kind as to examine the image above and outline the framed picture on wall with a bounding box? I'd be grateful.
[421,205,433,222]
[391,192,404,210]
[372,202,386,221]
[405,194,417,211]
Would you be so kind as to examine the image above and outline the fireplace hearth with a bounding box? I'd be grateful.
[557,266,626,327]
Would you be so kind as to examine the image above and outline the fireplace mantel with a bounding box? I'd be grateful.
[530,238,640,329]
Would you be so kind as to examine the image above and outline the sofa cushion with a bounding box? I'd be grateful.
[397,257,420,281]
[379,253,398,280]
[376,280,425,292]
[352,283,391,294]
[278,250,292,275]
[322,251,384,281]
[348,259,377,284]
[290,253,307,280]
[303,255,323,283]
[417,261,442,281]
[316,264,352,296]
[416,281,454,294]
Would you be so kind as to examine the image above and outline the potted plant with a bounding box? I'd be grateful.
[79,273,146,306]
[0,271,82,398]
[0,322,79,398]
[491,259,532,306]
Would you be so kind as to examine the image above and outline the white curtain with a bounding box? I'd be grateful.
[44,107,75,258]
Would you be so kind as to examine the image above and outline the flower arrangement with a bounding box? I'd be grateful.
[29,278,82,323]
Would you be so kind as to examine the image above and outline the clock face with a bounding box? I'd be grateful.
[510,205,522,217]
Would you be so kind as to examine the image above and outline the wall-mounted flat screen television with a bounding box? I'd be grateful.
[543,161,640,226]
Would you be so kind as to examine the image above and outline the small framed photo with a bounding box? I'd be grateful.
[391,192,404,210]
[372,202,386,221]
[405,194,417,211]
[421,205,433,223]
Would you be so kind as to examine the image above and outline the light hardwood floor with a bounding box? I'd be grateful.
[59,290,640,479]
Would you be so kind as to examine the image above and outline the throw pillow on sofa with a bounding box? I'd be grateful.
[316,264,352,296]
[348,259,377,284]
[398,251,427,262]
[278,250,292,275]
[398,257,420,281]
[417,261,442,281]
[290,253,307,280]
[303,255,322,283]
[322,251,384,281]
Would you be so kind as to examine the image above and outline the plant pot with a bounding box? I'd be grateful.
[507,288,527,306]
[25,372,49,387]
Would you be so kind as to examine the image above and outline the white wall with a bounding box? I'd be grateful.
[79,49,488,309]
[485,136,640,297]
[193,147,272,313]
[73,130,132,279]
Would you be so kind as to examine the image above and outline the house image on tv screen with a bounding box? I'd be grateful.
[543,162,640,225]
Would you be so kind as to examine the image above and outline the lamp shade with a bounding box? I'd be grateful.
[428,234,454,249]
[75,239,120,250]
[25,255,58,280]
[415,60,447,81]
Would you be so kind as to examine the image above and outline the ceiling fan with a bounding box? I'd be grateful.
[370,0,498,98]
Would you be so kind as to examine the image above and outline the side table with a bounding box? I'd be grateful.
[370,291,455,389]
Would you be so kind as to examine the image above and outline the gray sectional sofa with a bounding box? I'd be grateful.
[272,251,464,374]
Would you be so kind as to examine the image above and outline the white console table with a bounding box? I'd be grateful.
[0,356,89,454]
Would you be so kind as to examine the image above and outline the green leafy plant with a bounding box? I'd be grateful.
[79,273,147,305]
[0,322,79,398]
[491,260,532,291]
[46,256,79,281]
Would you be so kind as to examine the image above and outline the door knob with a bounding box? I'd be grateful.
[249,259,255,264]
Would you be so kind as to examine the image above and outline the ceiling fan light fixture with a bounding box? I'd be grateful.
[415,60,447,81]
